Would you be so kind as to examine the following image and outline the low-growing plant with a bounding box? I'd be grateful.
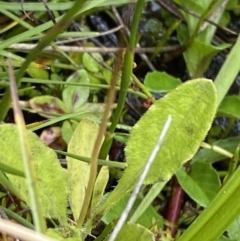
[0,0,240,241]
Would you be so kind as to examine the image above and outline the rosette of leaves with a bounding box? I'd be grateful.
[29,69,108,143]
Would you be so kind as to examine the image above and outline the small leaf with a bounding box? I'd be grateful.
[176,161,221,207]
[103,68,121,85]
[29,95,68,118]
[182,40,230,78]
[218,96,240,119]
[82,53,103,73]
[78,103,115,122]
[27,67,49,80]
[88,73,102,92]
[192,136,240,164]
[61,120,74,144]
[103,68,112,85]
[62,69,90,112]
[144,71,181,92]
[91,166,109,210]
[67,119,100,221]
[0,124,68,223]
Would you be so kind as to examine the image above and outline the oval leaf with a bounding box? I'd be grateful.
[84,78,217,229]
[79,103,116,122]
[0,124,68,223]
[82,53,103,73]
[29,95,67,118]
[126,78,217,183]
[62,69,90,112]
[67,119,100,221]
[144,71,182,92]
[27,67,49,80]
[176,161,221,207]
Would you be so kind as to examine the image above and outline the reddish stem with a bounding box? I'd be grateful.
[164,176,185,237]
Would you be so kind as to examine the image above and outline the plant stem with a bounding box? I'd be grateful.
[99,0,146,159]
[8,58,46,233]
[76,46,123,229]
[200,142,233,159]
[164,176,185,238]
[132,74,156,103]
[55,150,127,169]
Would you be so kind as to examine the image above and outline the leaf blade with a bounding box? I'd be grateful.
[67,119,100,221]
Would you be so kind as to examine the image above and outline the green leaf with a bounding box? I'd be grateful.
[193,136,240,163]
[218,96,240,118]
[102,194,163,229]
[181,40,230,78]
[82,53,103,73]
[214,35,240,107]
[85,78,217,230]
[67,119,100,221]
[61,120,74,144]
[176,0,225,42]
[103,68,113,85]
[144,71,182,92]
[88,73,102,92]
[226,216,240,240]
[62,69,90,112]
[126,78,216,183]
[176,0,230,77]
[104,223,154,241]
[91,166,109,211]
[176,161,221,207]
[29,95,68,118]
[0,124,68,223]
[78,103,113,122]
[176,164,240,241]
[27,67,49,80]
[175,0,204,36]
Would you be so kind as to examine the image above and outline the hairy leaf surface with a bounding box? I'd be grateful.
[0,124,68,223]
[126,78,217,183]
[84,79,217,231]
